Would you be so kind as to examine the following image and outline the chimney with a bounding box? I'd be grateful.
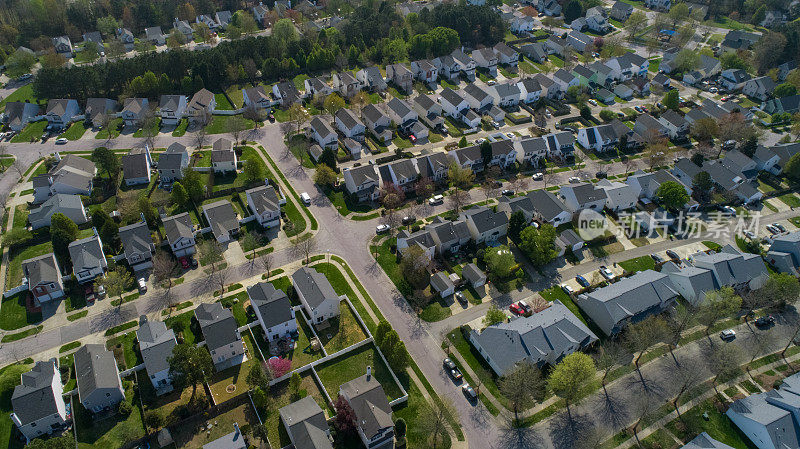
[366,365,371,380]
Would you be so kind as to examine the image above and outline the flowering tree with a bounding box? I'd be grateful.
[268,357,292,378]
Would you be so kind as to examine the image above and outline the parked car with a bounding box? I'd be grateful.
[429,194,444,205]
[501,189,514,196]
[720,329,736,341]
[595,171,607,179]
[409,134,417,143]
[575,275,590,288]
[650,254,664,263]
[599,266,614,280]
[561,284,574,294]
[462,383,478,400]
[755,315,775,328]
[743,230,756,240]
[773,223,787,233]
[487,80,497,86]
[449,366,463,381]
[376,224,390,234]
[55,137,68,144]
[766,224,780,234]
[518,300,532,314]
[475,138,486,144]
[588,99,597,106]
[509,302,525,315]
[179,256,191,269]
[506,133,514,139]
[666,250,680,260]
[300,192,311,205]
[719,205,736,216]
[568,176,580,183]
[443,358,456,371]
[455,291,467,304]
[532,173,543,181]
[137,277,147,293]
[634,106,643,113]
[402,216,416,225]
[616,112,625,118]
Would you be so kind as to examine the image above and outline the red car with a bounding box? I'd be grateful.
[509,303,525,315]
[409,134,416,143]
[179,256,190,269]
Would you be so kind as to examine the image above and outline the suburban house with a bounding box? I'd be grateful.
[472,47,499,77]
[356,66,387,92]
[681,434,733,449]
[28,193,87,230]
[144,26,165,45]
[491,82,521,107]
[246,184,285,229]
[211,137,238,173]
[32,154,96,203]
[559,183,608,212]
[769,232,800,276]
[163,213,196,258]
[202,200,240,243]
[688,245,769,294]
[567,30,594,52]
[553,69,579,93]
[121,97,149,127]
[430,271,455,298]
[719,69,752,91]
[514,136,548,166]
[578,270,679,335]
[119,220,155,272]
[626,169,692,201]
[610,1,634,20]
[469,300,598,376]
[386,98,419,131]
[644,0,671,10]
[22,253,64,303]
[68,232,107,284]
[137,319,177,394]
[3,102,40,131]
[396,229,436,260]
[195,302,246,371]
[504,10,535,33]
[310,116,339,149]
[332,72,361,98]
[545,131,576,158]
[10,359,68,443]
[122,150,152,186]
[721,30,760,51]
[45,99,80,129]
[428,217,471,255]
[439,87,470,119]
[335,108,366,141]
[339,372,394,449]
[74,345,124,413]
[762,94,800,115]
[461,206,509,244]
[658,109,690,140]
[202,425,248,449]
[519,42,548,63]
[343,165,381,202]
[498,189,572,227]
[196,14,219,29]
[279,397,333,449]
[304,77,333,99]
[518,78,542,104]
[494,42,518,66]
[242,85,272,110]
[415,152,450,182]
[362,104,393,144]
[248,281,297,342]
[597,179,638,211]
[84,98,117,126]
[411,59,438,86]
[743,76,777,101]
[173,19,194,40]
[158,142,189,182]
[379,159,419,192]
[292,267,342,325]
[462,263,487,288]
[752,143,800,175]
[726,375,800,449]
[186,88,216,123]
[52,36,73,57]
[537,0,562,15]
[159,95,188,126]
[452,49,477,81]
[386,63,413,93]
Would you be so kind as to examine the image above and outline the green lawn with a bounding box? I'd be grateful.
[665,398,756,449]
[75,379,146,449]
[106,331,143,370]
[205,115,255,134]
[648,58,661,73]
[10,120,47,142]
[171,119,189,136]
[61,121,88,140]
[95,118,123,139]
[316,343,403,401]
[225,86,245,108]
[293,74,310,91]
[0,84,39,112]
[164,310,200,344]
[640,428,679,449]
[132,118,160,137]
[619,255,656,273]
[214,93,234,110]
[549,55,565,67]
[370,238,412,297]
[420,301,452,322]
[318,302,369,352]
[779,193,800,208]
[324,187,372,216]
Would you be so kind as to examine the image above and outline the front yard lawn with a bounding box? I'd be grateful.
[132,118,160,137]
[618,255,656,273]
[778,193,800,208]
[95,118,123,140]
[75,377,146,449]
[206,115,255,134]
[315,343,403,401]
[105,331,143,370]
[252,319,323,369]
[62,121,88,140]
[665,398,754,449]
[11,120,47,143]
[171,119,189,136]
[164,310,200,345]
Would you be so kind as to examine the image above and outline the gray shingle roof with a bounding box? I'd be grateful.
[68,235,105,273]
[75,344,120,402]
[340,374,393,439]
[464,206,508,233]
[123,152,149,180]
[247,185,281,215]
[22,253,60,287]
[248,281,294,330]
[163,213,193,244]
[440,87,465,107]
[430,217,471,244]
[461,263,485,284]
[119,221,153,260]
[12,360,61,424]
[681,433,735,449]
[335,108,361,130]
[279,396,333,449]
[159,95,185,112]
[137,320,176,375]
[292,267,339,310]
[28,193,84,227]
[195,302,239,351]
[202,200,239,240]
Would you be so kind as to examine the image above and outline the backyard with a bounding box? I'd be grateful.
[74,378,146,449]
[315,343,403,402]
[259,372,333,448]
[171,401,261,449]
[316,302,369,353]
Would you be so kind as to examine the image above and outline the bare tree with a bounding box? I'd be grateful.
[241,231,260,262]
[481,179,496,204]
[671,359,704,420]
[261,253,274,279]
[542,166,555,189]
[417,397,458,449]
[707,342,743,395]
[193,121,209,149]
[243,106,265,128]
[665,302,695,364]
[631,390,656,446]
[11,158,25,179]
[153,251,177,291]
[447,189,470,215]
[291,236,317,264]
[211,266,229,299]
[593,341,628,396]
[624,316,668,372]
[0,145,8,172]
[227,114,248,147]
[511,174,529,194]
[499,361,546,424]
[140,107,160,149]
[199,240,224,272]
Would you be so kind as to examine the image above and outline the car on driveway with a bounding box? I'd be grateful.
[617,112,625,118]
[634,106,643,113]
[561,284,574,294]
[487,80,497,86]
[509,302,525,315]
[599,266,614,280]
[666,250,680,260]
[568,176,580,183]
[455,291,467,304]
[376,224,390,234]
[506,133,514,139]
[720,329,736,341]
[532,173,543,181]
[55,137,67,144]
[719,205,736,216]
[462,384,478,400]
[179,257,190,269]
[588,99,597,106]
[575,275,590,288]
[755,315,775,328]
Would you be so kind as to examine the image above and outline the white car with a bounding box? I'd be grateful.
[588,99,597,106]
[487,80,497,86]
[300,192,311,205]
[55,138,68,144]
[561,284,574,294]
[599,266,614,280]
[720,329,736,341]
[532,173,543,181]
[376,224,391,234]
[137,277,147,293]
[568,176,580,183]
[429,194,444,205]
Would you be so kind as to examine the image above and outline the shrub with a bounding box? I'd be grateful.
[118,401,132,415]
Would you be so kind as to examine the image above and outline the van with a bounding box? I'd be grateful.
[429,194,444,206]
[300,192,311,205]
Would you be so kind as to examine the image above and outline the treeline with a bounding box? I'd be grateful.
[32,3,504,102]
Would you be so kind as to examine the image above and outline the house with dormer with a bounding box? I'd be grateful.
[411,59,438,86]
[386,64,413,94]
[356,67,387,92]
[333,72,361,98]
[344,165,381,202]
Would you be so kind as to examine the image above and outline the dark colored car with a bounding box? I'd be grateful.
[596,171,607,179]
[666,250,680,260]
[755,315,775,327]
[651,254,664,264]
[576,275,590,288]
[179,257,190,269]
[402,216,416,225]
